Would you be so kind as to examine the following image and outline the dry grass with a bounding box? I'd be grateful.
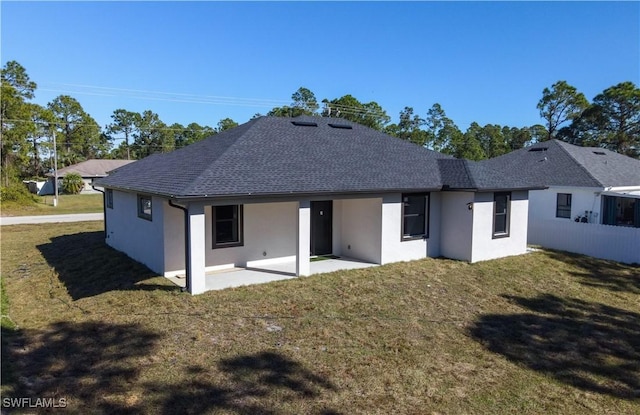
[1,193,103,216]
[1,221,639,414]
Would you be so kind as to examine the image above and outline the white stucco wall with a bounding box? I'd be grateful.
[379,193,440,264]
[105,190,165,274]
[470,191,529,262]
[163,200,186,273]
[440,192,474,261]
[333,193,441,264]
[165,198,393,275]
[200,202,298,272]
[529,187,603,224]
[427,192,442,258]
[80,178,103,194]
[106,188,533,284]
[332,200,343,256]
[336,198,383,263]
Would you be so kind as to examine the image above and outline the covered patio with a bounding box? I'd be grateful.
[166,256,378,291]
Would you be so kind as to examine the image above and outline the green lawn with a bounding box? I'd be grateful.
[1,193,103,216]
[1,221,639,414]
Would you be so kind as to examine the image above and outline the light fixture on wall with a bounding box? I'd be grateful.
[467,202,473,211]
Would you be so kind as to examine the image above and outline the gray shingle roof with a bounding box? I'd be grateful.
[480,140,640,188]
[437,159,544,191]
[50,159,135,178]
[97,116,541,199]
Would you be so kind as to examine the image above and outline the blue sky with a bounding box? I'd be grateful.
[2,1,639,138]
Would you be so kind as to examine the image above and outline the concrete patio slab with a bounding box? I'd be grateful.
[166,257,377,291]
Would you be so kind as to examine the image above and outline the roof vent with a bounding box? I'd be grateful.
[593,151,606,155]
[528,147,548,152]
[291,121,317,127]
[328,123,353,129]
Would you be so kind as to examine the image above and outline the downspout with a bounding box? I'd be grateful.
[91,185,107,238]
[168,199,190,293]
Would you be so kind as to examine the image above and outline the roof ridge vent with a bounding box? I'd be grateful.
[528,147,548,152]
[291,121,317,127]
[328,123,353,129]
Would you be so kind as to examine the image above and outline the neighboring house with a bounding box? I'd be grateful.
[481,140,640,263]
[40,159,135,195]
[97,116,541,294]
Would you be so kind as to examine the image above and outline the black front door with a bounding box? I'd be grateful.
[311,201,332,256]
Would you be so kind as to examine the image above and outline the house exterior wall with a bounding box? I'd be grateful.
[200,202,298,272]
[440,192,474,261]
[332,200,343,256]
[379,193,441,264]
[331,193,443,264]
[82,179,105,194]
[428,192,442,258]
[165,194,442,273]
[105,190,165,274]
[106,189,532,287]
[335,198,383,264]
[81,178,97,193]
[470,191,529,262]
[527,186,640,263]
[163,200,186,274]
[529,186,603,224]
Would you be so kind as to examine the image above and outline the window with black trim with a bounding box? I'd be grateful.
[556,193,572,218]
[493,192,510,238]
[106,189,113,209]
[402,193,429,240]
[213,205,243,248]
[137,195,152,220]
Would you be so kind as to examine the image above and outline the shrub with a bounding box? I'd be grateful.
[0,181,36,204]
[62,173,84,194]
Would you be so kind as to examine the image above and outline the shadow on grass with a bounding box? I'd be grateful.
[469,293,640,399]
[3,322,339,413]
[2,321,162,413]
[152,352,340,415]
[546,249,640,294]
[1,327,17,391]
[37,231,178,300]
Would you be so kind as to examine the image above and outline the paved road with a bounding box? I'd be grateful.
[0,213,103,226]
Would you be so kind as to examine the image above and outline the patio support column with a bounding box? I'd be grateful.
[187,203,206,294]
[296,200,311,276]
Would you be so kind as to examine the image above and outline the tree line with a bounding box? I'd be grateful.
[2,60,639,190]
[265,82,639,160]
[0,61,241,186]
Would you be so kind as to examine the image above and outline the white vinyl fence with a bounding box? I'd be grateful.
[529,219,640,264]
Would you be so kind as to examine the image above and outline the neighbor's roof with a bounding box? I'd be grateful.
[51,159,136,178]
[97,116,539,199]
[480,140,640,188]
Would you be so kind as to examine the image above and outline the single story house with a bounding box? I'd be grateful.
[97,116,542,294]
[39,159,135,195]
[481,140,640,263]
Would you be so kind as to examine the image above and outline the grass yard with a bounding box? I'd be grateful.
[1,193,103,216]
[1,222,639,414]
